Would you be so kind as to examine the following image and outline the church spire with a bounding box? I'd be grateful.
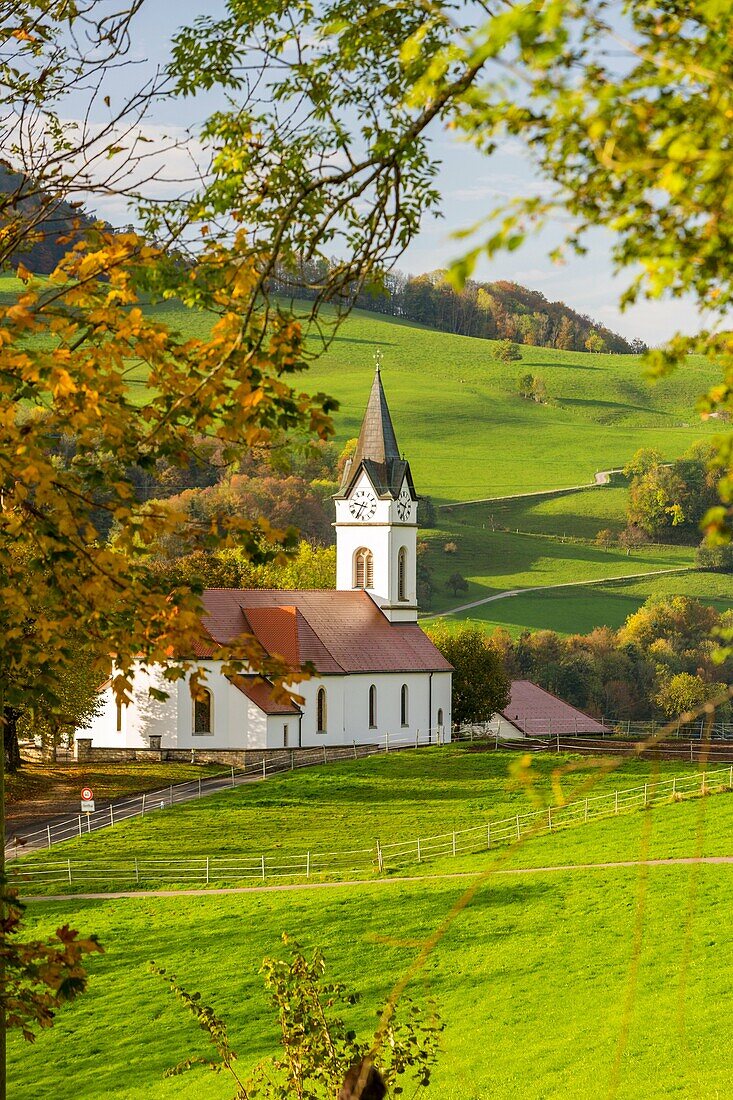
[350,356,400,473]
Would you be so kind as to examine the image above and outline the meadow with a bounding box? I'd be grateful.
[441,570,733,637]
[11,747,733,1100]
[4,271,726,634]
[10,747,730,887]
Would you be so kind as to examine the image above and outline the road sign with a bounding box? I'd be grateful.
[80,787,93,801]
[81,800,95,813]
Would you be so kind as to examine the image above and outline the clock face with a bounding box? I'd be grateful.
[396,487,412,522]
[349,488,377,520]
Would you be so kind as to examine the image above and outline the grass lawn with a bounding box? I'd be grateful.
[6,761,227,831]
[11,858,733,1097]
[438,569,733,637]
[11,748,732,892]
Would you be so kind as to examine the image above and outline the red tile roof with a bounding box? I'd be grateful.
[201,589,452,675]
[501,680,609,736]
[227,675,301,716]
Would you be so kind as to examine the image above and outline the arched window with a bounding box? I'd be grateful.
[401,684,409,727]
[116,699,123,733]
[369,684,377,728]
[354,547,374,589]
[437,708,444,732]
[317,687,327,733]
[194,688,213,734]
[398,546,408,601]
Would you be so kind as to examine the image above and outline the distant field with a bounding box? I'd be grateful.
[421,523,696,615]
[433,569,733,636]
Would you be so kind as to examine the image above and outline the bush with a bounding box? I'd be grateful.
[443,541,458,554]
[696,542,733,572]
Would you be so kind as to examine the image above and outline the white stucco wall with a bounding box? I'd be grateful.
[83,663,451,750]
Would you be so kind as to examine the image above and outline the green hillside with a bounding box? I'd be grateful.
[12,750,733,1099]
[4,273,725,634]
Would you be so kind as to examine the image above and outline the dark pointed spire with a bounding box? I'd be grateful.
[338,359,413,498]
[351,362,400,471]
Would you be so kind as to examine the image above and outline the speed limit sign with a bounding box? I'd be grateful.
[81,787,93,801]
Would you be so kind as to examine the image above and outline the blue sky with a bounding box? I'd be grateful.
[82,0,702,347]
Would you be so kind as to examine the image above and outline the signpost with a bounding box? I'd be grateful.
[80,787,95,813]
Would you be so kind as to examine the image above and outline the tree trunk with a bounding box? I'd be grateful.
[3,708,21,774]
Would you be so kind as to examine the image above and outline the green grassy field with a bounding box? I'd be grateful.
[10,747,729,889]
[7,269,706,504]
[434,569,733,636]
[4,272,724,632]
[11,748,733,1099]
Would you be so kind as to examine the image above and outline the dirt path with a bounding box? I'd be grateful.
[27,855,733,904]
[438,469,622,511]
[424,566,696,619]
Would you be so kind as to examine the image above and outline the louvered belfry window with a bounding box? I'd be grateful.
[354,547,374,589]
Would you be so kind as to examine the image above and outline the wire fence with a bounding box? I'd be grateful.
[9,763,732,893]
[5,728,449,861]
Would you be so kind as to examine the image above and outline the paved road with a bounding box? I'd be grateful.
[424,566,696,619]
[27,855,732,904]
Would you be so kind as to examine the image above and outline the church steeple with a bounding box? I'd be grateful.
[338,358,412,500]
[333,358,418,622]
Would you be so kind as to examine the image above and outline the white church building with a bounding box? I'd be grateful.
[85,367,453,750]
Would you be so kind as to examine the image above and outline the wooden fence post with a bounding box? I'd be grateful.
[306,851,311,878]
[231,766,235,787]
[644,783,648,807]
[198,777,202,798]
[110,804,114,826]
[78,815,82,838]
[516,815,521,841]
[417,837,422,863]
[142,792,146,817]
[323,745,327,765]
[169,784,174,805]
[67,859,72,884]
[205,857,209,885]
[47,825,52,849]
[376,838,383,874]
[548,807,552,831]
[584,798,588,822]
[262,758,266,779]
[135,858,140,885]
[452,831,457,856]
[615,790,619,815]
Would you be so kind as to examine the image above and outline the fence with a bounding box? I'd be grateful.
[9,763,731,892]
[5,727,449,861]
[454,719,733,742]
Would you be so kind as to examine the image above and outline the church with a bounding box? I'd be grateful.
[85,367,453,750]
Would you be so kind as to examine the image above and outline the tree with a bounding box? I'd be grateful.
[426,625,510,725]
[655,673,725,720]
[446,572,469,596]
[496,340,522,364]
[627,465,687,537]
[595,529,614,549]
[517,373,535,400]
[617,526,648,556]
[584,331,606,354]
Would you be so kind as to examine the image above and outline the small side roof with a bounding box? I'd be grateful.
[227,675,301,716]
[500,680,610,736]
